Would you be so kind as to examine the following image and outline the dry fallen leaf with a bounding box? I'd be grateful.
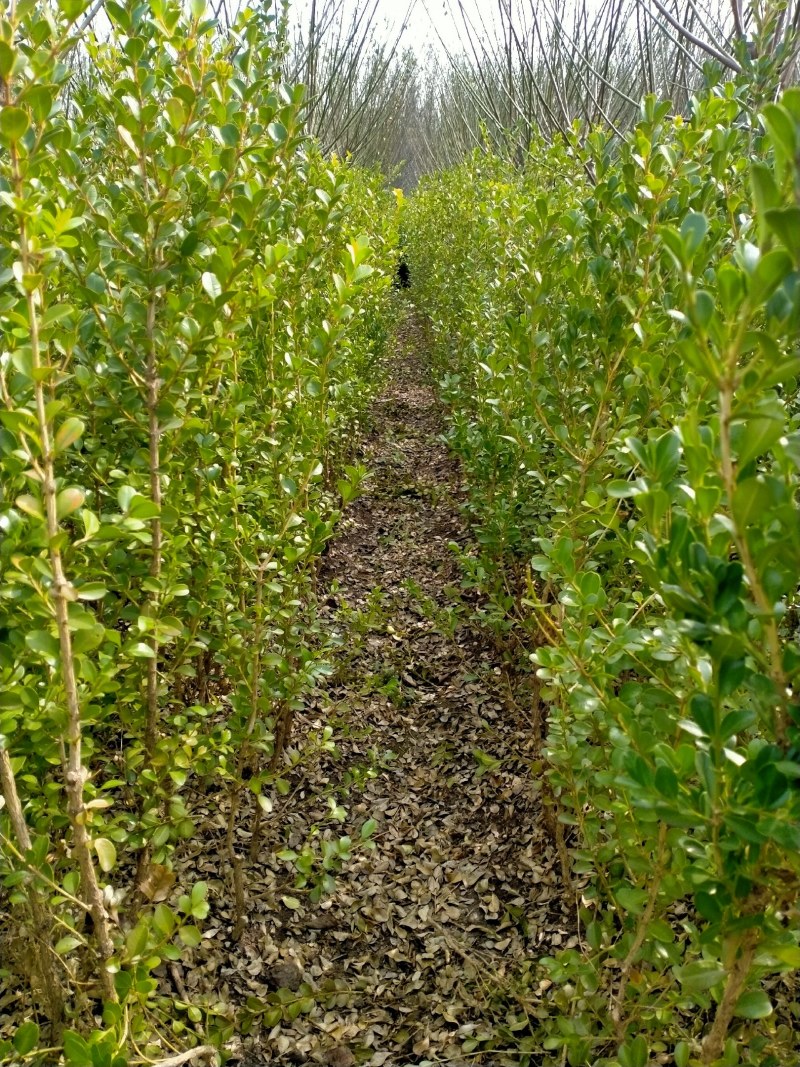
[326,1046,356,1067]
[139,863,176,903]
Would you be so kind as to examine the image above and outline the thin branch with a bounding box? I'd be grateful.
[646,0,742,70]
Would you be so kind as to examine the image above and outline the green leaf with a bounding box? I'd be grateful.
[0,106,30,143]
[619,1035,648,1067]
[55,417,85,451]
[129,641,157,658]
[615,886,648,914]
[764,206,800,260]
[217,123,239,146]
[718,657,746,699]
[674,1041,690,1067]
[681,211,707,257]
[57,487,85,518]
[763,103,797,163]
[63,1031,90,1065]
[115,968,133,1002]
[720,708,755,740]
[774,944,800,967]
[9,347,32,377]
[152,825,171,847]
[717,262,744,315]
[13,1021,40,1054]
[165,96,187,130]
[58,0,91,18]
[282,895,301,910]
[201,271,222,300]
[178,925,202,947]
[25,631,60,659]
[654,765,679,798]
[94,837,116,872]
[116,123,138,155]
[77,582,108,601]
[751,248,793,303]
[0,42,16,80]
[79,508,100,543]
[190,881,209,918]
[153,903,175,937]
[55,935,82,955]
[734,989,773,1019]
[731,475,773,528]
[750,162,780,215]
[607,480,637,498]
[16,493,43,519]
[192,898,210,920]
[673,961,726,991]
[128,495,160,520]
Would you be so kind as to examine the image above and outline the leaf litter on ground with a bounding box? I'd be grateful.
[163,316,577,1066]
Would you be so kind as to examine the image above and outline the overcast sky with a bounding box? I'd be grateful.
[287,0,499,57]
[403,0,466,53]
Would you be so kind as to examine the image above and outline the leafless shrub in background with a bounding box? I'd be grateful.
[418,0,800,170]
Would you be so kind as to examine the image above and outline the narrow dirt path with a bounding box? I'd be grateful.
[212,316,573,1066]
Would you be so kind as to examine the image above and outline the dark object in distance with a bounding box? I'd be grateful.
[394,257,411,289]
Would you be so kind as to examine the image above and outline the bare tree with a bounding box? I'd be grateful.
[287,0,421,182]
[411,0,800,172]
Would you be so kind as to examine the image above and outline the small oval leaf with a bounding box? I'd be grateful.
[94,837,116,872]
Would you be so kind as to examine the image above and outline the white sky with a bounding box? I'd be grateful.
[400,0,466,53]
[288,0,499,56]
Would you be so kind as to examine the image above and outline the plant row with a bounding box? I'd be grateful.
[405,87,800,1066]
[0,1,396,1062]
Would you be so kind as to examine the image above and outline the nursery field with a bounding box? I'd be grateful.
[1,1,800,1066]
